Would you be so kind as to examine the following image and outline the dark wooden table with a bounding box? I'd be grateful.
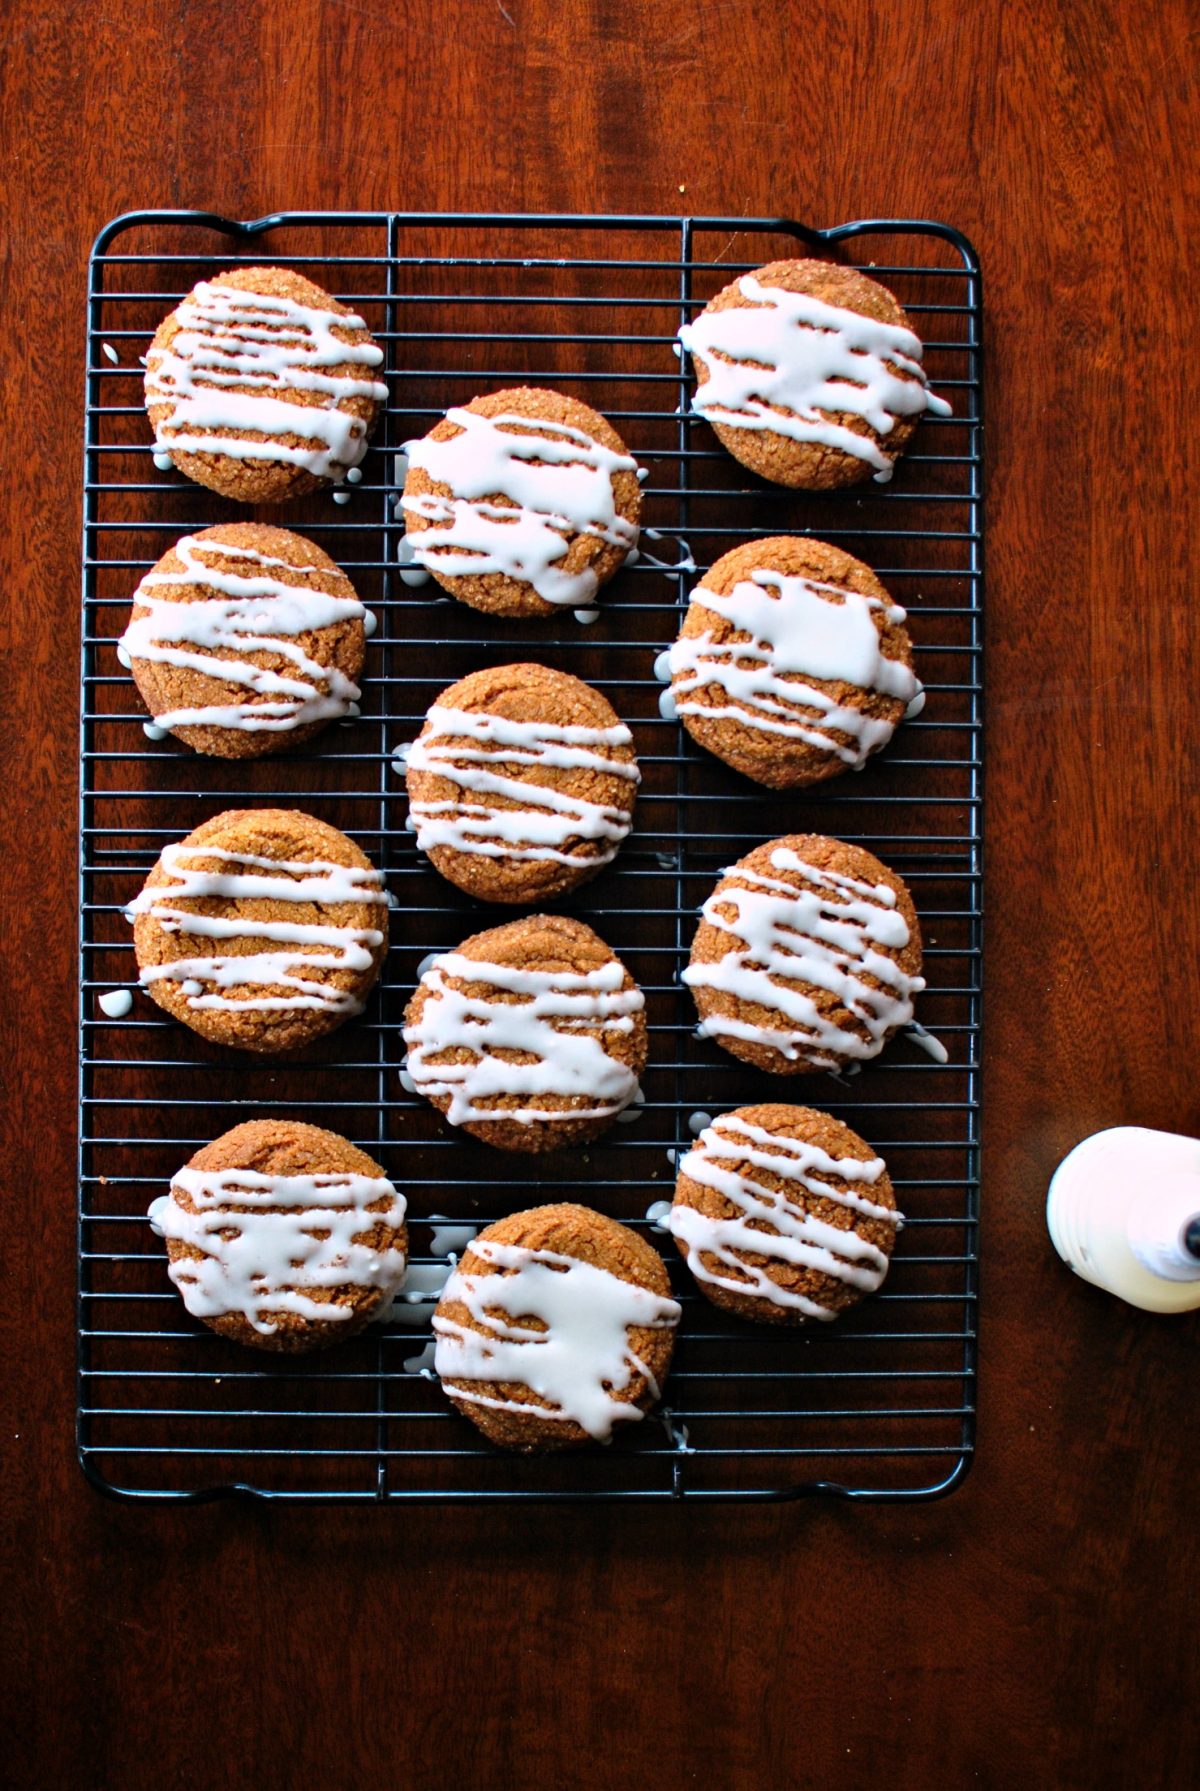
[4,3,1197,1785]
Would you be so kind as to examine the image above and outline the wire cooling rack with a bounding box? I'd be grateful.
[79,210,983,1502]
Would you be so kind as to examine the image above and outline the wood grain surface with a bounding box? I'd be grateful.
[2,2,1197,1786]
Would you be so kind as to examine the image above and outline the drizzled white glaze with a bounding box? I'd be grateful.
[98,988,133,1017]
[679,275,951,482]
[670,570,920,767]
[402,704,639,865]
[146,281,387,481]
[148,1165,406,1334]
[434,1237,680,1438]
[119,534,366,733]
[405,951,643,1127]
[128,844,386,1014]
[669,1113,900,1318]
[684,845,924,1067]
[401,408,640,605]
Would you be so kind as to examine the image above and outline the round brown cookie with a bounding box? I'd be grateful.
[669,535,916,788]
[401,387,642,617]
[123,524,369,760]
[405,662,640,903]
[669,1104,900,1326]
[131,808,388,1054]
[144,265,386,503]
[403,914,646,1151]
[683,258,941,489]
[685,833,924,1074]
[433,1203,679,1450]
[151,1119,408,1354]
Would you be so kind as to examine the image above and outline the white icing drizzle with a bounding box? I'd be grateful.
[376,1260,456,1326]
[434,1237,680,1438]
[146,280,387,481]
[403,704,639,866]
[907,1021,950,1063]
[645,1199,673,1233]
[403,1339,438,1376]
[405,952,643,1128]
[401,408,640,605]
[684,846,925,1067]
[98,988,133,1017]
[669,570,919,766]
[101,341,119,365]
[148,1165,406,1335]
[430,1218,480,1257]
[119,534,365,733]
[669,1113,900,1318]
[129,844,386,1014]
[679,275,952,481]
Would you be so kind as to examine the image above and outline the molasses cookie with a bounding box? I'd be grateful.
[669,1104,900,1324]
[403,663,639,902]
[678,258,951,488]
[433,1203,680,1449]
[667,535,919,787]
[148,1119,407,1352]
[120,524,370,758]
[684,833,924,1073]
[128,809,388,1054]
[400,387,642,616]
[144,265,387,502]
[403,914,646,1150]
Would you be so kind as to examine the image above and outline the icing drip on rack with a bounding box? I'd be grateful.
[669,570,920,766]
[403,704,639,863]
[128,844,387,1013]
[678,275,952,481]
[434,1237,680,1438]
[683,846,925,1067]
[404,952,643,1127]
[148,1166,406,1334]
[120,534,366,732]
[145,281,387,480]
[401,408,640,605]
[669,1114,901,1318]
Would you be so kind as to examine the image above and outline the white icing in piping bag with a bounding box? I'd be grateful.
[678,275,951,482]
[434,1237,680,1438]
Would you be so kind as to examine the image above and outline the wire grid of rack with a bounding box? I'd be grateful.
[79,210,983,1502]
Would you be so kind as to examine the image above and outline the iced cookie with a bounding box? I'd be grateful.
[403,914,646,1150]
[678,258,950,488]
[684,833,924,1073]
[669,1104,900,1324]
[129,808,388,1053]
[403,662,639,902]
[434,1203,679,1449]
[144,265,387,502]
[120,524,369,758]
[667,535,919,787]
[148,1119,407,1352]
[400,387,642,616]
